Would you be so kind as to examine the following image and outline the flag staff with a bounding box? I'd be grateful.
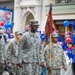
[49,4,53,75]
[49,3,53,65]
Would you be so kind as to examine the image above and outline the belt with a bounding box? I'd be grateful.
[52,68,60,70]
[22,62,39,64]
[52,67,60,70]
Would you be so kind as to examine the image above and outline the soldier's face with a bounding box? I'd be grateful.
[31,25,38,32]
[52,37,58,43]
[16,35,22,40]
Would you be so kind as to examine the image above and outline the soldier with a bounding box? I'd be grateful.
[7,31,22,75]
[44,31,67,75]
[0,28,5,74]
[18,19,45,75]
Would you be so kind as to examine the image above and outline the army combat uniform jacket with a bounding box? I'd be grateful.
[7,38,19,64]
[0,38,5,63]
[18,31,44,75]
[44,43,66,69]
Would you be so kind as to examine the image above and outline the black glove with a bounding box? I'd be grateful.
[17,63,23,68]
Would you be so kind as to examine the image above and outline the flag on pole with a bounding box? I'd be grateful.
[45,6,55,72]
[45,6,55,40]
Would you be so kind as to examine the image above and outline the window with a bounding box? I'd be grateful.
[56,0,75,3]
[55,24,65,40]
[56,0,67,3]
[68,0,75,2]
[71,0,75,2]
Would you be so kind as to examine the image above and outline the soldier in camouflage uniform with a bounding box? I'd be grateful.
[7,31,22,75]
[44,31,67,75]
[18,20,45,75]
[0,28,5,74]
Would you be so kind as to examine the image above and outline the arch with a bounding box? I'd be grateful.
[21,8,35,20]
[21,9,35,32]
[25,13,34,25]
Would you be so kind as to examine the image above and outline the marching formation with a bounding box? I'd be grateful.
[0,19,75,75]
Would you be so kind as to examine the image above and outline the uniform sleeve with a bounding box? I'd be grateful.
[7,43,13,62]
[18,40,22,63]
[44,49,51,68]
[1,36,6,62]
[0,38,5,63]
[44,44,51,66]
[2,42,5,62]
[18,35,27,63]
[0,50,4,63]
[39,43,44,63]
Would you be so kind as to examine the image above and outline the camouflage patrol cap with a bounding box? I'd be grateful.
[30,19,39,26]
[52,32,58,37]
[15,31,23,36]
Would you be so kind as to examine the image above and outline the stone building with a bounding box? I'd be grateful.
[14,0,75,39]
[14,0,44,32]
[46,0,75,39]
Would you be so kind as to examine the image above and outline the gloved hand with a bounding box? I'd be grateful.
[40,62,46,67]
[47,67,52,72]
[62,66,67,71]
[0,63,4,70]
[8,62,12,67]
[17,63,23,68]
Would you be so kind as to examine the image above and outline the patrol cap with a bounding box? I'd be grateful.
[15,31,23,36]
[52,32,58,38]
[30,19,39,26]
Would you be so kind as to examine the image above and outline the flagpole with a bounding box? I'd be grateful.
[49,3,53,62]
[48,34,52,75]
[48,4,53,75]
[50,34,52,65]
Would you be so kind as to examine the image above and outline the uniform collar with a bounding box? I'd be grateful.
[29,31,39,38]
[52,43,58,46]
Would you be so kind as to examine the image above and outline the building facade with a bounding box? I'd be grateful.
[14,0,51,33]
[46,0,75,39]
[14,0,43,32]
[14,0,75,39]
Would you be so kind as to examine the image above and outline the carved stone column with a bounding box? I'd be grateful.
[14,0,22,32]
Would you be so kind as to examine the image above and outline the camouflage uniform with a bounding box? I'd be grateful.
[44,31,66,75]
[43,45,50,68]
[0,37,5,63]
[7,38,21,75]
[18,31,44,75]
[0,29,5,74]
[45,43,66,75]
